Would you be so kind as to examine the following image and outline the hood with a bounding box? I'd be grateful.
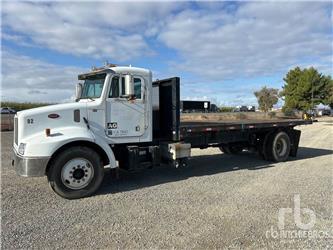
[16,102,88,143]
[17,102,86,117]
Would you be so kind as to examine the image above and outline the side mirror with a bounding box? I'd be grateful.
[124,74,134,97]
[75,83,83,101]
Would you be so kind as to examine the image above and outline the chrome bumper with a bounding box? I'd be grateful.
[12,148,50,177]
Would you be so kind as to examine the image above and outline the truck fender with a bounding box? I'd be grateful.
[46,128,117,170]
[93,133,117,169]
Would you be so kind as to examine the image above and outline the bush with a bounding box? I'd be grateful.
[219,106,234,112]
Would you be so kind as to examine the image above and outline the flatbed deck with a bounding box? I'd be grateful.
[179,119,312,148]
[181,119,312,131]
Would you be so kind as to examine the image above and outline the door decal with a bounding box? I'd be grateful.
[107,122,118,129]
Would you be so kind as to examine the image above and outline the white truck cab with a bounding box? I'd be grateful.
[12,65,161,199]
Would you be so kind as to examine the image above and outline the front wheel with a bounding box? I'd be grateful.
[47,146,104,199]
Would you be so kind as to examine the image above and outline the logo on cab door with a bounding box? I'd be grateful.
[107,122,118,129]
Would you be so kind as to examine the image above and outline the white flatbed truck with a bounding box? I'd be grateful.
[12,65,312,199]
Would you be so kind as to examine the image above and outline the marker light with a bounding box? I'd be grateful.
[18,143,26,155]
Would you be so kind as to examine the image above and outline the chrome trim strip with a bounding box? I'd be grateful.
[14,117,18,145]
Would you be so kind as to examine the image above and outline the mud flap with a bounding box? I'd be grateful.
[289,129,301,157]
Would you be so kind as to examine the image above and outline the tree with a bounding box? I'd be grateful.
[254,86,279,112]
[323,76,333,109]
[280,67,333,111]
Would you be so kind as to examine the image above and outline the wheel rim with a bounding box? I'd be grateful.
[61,158,94,190]
[275,137,287,157]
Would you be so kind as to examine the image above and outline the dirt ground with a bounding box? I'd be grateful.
[1,117,332,248]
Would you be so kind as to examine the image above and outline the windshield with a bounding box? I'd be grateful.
[81,73,106,99]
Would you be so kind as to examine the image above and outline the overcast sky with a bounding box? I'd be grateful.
[1,1,332,106]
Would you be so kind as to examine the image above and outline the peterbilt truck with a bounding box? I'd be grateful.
[12,64,312,199]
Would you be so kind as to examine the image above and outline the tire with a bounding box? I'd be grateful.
[264,131,291,162]
[47,146,104,199]
[261,132,274,160]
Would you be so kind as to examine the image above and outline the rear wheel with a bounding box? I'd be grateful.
[47,146,104,199]
[264,131,291,162]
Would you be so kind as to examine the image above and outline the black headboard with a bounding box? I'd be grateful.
[152,77,180,142]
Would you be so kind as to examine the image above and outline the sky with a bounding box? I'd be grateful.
[1,1,332,106]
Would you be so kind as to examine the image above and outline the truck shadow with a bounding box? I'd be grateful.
[97,146,333,196]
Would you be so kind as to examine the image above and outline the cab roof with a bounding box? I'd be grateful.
[78,65,151,80]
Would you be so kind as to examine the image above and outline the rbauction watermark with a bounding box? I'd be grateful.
[266,194,332,240]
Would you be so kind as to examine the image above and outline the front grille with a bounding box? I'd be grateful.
[14,117,18,145]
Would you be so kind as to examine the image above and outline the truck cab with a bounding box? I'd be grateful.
[13,65,155,197]
[77,66,153,144]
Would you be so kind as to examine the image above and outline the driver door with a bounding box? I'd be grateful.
[106,75,146,139]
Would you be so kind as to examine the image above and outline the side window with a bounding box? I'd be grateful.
[134,78,142,99]
[109,76,119,98]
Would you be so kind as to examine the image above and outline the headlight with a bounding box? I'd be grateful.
[18,143,26,155]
